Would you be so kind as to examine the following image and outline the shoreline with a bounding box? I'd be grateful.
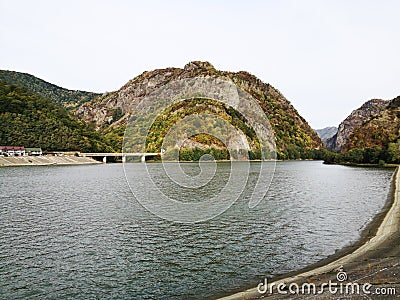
[0,155,101,167]
[217,167,399,299]
[334,161,400,168]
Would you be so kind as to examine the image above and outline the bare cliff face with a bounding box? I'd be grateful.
[75,61,322,153]
[326,99,389,152]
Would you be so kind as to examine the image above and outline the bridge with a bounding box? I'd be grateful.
[79,152,160,163]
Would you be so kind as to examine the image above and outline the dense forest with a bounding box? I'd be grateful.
[0,80,113,152]
[323,144,400,165]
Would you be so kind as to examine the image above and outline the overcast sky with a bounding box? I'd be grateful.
[1,0,399,128]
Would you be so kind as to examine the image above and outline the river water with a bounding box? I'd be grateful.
[0,161,394,299]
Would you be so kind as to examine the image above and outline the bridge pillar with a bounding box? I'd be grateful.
[141,155,146,163]
[122,156,126,163]
[103,156,107,163]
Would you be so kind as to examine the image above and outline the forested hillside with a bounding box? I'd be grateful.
[0,70,100,108]
[324,96,400,165]
[0,80,113,152]
[76,61,323,159]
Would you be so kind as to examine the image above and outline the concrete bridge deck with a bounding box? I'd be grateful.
[79,152,160,163]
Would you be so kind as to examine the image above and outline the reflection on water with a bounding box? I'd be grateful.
[0,161,394,299]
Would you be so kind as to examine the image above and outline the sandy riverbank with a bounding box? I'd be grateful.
[218,167,400,299]
[0,155,101,166]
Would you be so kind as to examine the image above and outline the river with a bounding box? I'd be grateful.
[0,161,394,299]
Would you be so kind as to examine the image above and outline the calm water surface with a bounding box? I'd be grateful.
[0,161,394,299]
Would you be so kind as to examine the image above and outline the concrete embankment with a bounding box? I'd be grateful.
[218,167,400,299]
[0,155,101,166]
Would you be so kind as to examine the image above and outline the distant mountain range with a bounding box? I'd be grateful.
[315,127,337,146]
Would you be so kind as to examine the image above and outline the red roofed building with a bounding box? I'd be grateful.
[0,146,25,156]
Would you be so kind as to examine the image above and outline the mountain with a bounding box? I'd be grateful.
[0,80,113,152]
[0,70,100,108]
[76,61,323,159]
[326,99,389,152]
[324,96,400,164]
[315,127,337,146]
[343,96,400,152]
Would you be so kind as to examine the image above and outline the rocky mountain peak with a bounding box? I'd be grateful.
[184,61,216,71]
[360,99,389,109]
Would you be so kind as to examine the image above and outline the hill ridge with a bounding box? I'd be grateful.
[0,70,100,108]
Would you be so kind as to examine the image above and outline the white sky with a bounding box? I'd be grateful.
[1,0,399,129]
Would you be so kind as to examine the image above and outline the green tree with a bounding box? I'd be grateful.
[387,140,400,163]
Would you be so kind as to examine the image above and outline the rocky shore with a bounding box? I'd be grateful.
[219,167,400,299]
[0,155,100,166]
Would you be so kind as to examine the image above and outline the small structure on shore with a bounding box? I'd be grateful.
[0,146,43,156]
[0,146,25,156]
[26,148,43,156]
